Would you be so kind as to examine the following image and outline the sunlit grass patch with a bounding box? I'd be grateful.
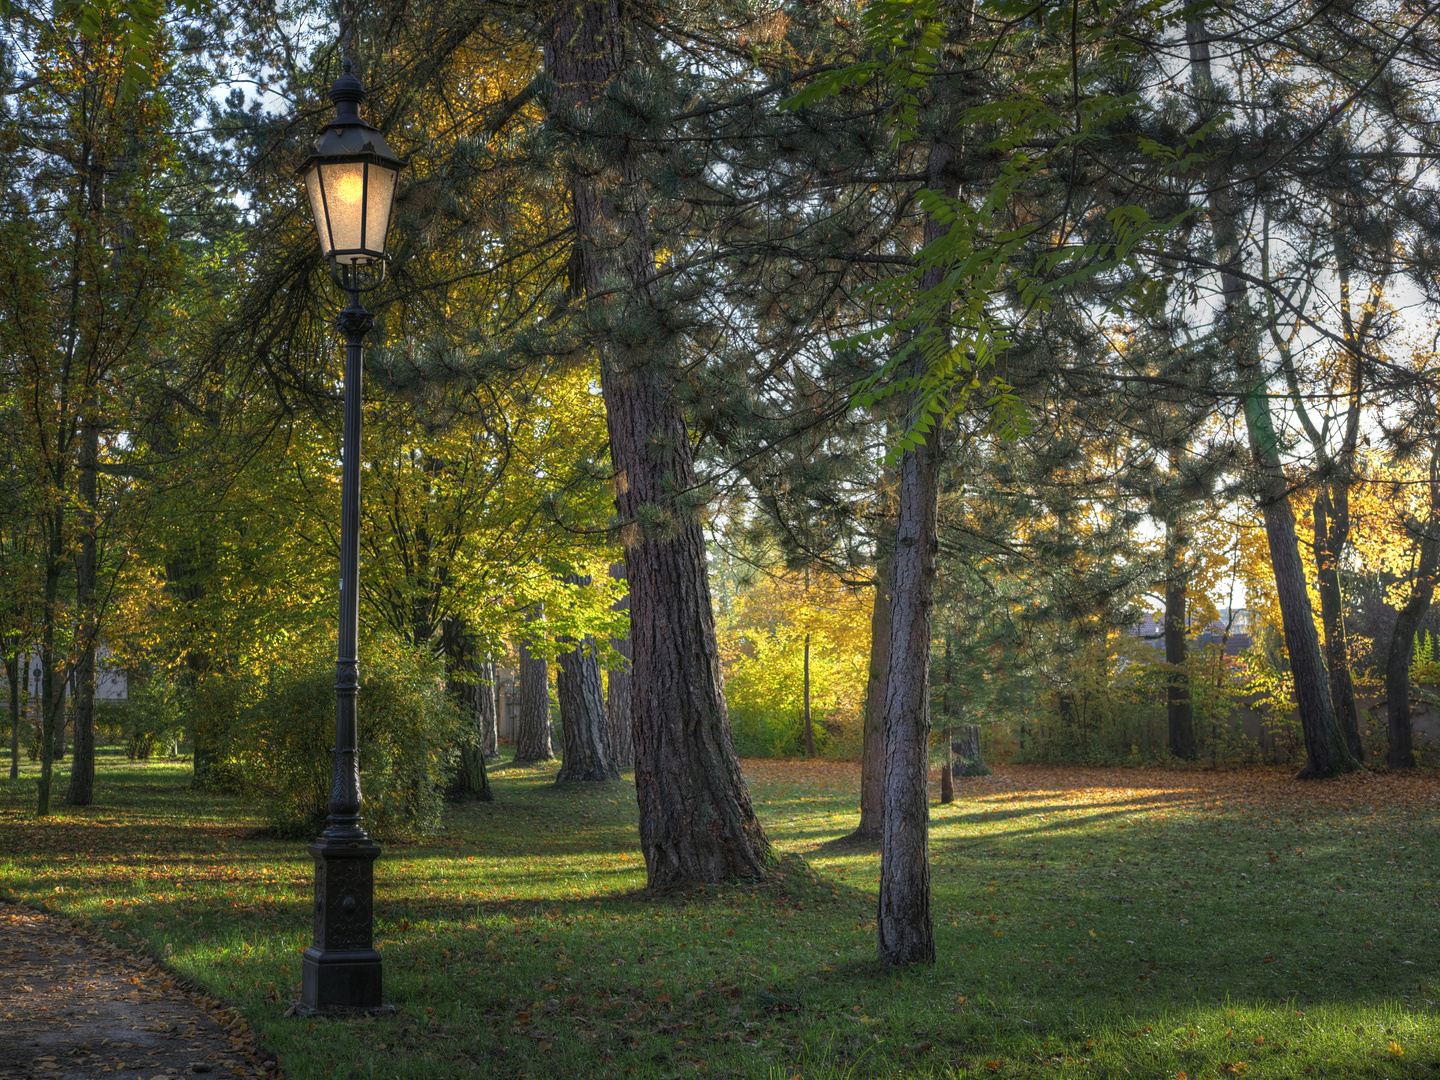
[1,749,1437,1078]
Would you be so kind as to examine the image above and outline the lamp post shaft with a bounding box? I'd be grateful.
[300,290,384,1013]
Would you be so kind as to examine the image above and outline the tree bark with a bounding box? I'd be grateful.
[36,501,63,814]
[1384,453,1440,770]
[514,611,554,762]
[1163,507,1196,760]
[1188,22,1355,779]
[478,656,500,760]
[851,561,892,841]
[876,140,952,967]
[546,0,770,885]
[66,410,99,805]
[606,561,634,768]
[556,638,617,784]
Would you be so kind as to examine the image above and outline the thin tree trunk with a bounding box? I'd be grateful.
[1314,490,1364,760]
[606,562,634,768]
[802,632,815,757]
[852,561,892,841]
[514,610,553,762]
[877,140,953,967]
[1187,22,1355,779]
[939,637,954,804]
[6,648,19,781]
[66,410,99,805]
[478,656,499,760]
[1385,453,1440,770]
[547,1,770,885]
[1163,507,1196,759]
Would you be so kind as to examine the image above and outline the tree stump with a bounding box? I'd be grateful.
[951,725,990,777]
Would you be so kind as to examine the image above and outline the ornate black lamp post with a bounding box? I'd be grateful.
[295,56,404,1013]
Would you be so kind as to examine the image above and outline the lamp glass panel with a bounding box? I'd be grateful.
[320,160,366,261]
[303,166,332,256]
[363,163,398,259]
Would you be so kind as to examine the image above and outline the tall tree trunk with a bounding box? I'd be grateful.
[546,1,770,885]
[939,637,954,804]
[556,597,618,784]
[478,656,500,760]
[851,560,892,841]
[514,610,554,762]
[1384,453,1440,770]
[1314,489,1364,760]
[877,140,953,967]
[66,410,99,805]
[1187,22,1354,778]
[606,562,634,768]
[6,648,19,781]
[802,632,815,757]
[1163,507,1196,759]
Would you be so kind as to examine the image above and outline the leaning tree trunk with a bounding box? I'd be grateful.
[478,656,500,760]
[66,410,100,805]
[1188,21,1355,779]
[606,562,634,768]
[876,140,953,968]
[851,560,892,841]
[1384,454,1440,770]
[514,614,554,762]
[546,0,770,885]
[1162,506,1196,760]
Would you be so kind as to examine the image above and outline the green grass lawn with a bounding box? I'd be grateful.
[2,746,1438,1078]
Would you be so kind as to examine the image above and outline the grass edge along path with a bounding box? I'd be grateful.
[2,749,1439,1079]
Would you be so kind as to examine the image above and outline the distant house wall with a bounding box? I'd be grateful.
[0,647,128,707]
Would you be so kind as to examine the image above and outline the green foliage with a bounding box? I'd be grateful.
[224,639,462,840]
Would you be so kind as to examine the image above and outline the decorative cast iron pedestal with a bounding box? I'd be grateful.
[300,834,383,1010]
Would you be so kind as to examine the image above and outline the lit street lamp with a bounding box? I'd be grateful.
[295,55,404,1013]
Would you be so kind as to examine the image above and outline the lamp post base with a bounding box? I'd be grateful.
[301,835,383,1012]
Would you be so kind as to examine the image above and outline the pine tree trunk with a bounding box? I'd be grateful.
[1188,22,1355,779]
[876,140,953,967]
[556,636,617,783]
[852,562,891,841]
[1314,490,1364,760]
[66,411,99,805]
[1384,457,1440,770]
[546,0,770,885]
[514,615,554,762]
[606,562,634,768]
[1163,509,1196,759]
[478,657,500,760]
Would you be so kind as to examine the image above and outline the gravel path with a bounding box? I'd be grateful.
[0,902,278,1080]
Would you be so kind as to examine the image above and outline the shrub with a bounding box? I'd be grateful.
[230,640,462,840]
[95,677,186,760]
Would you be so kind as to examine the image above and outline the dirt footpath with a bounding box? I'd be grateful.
[0,902,277,1080]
